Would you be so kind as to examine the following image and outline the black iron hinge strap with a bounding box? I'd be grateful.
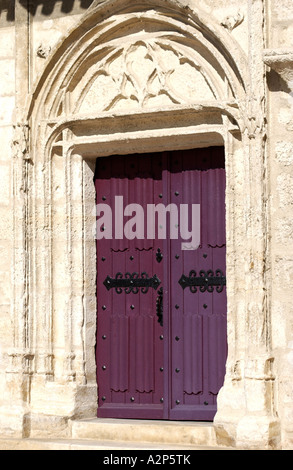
[103,272,161,294]
[179,269,226,293]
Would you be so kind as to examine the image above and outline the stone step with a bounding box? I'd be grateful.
[0,419,233,451]
[71,418,217,448]
[0,437,226,451]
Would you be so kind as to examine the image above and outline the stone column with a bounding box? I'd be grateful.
[263,49,293,450]
[2,1,32,438]
[215,0,281,449]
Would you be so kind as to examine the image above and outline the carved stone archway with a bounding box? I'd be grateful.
[8,0,280,448]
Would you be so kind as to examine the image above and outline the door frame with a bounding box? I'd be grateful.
[87,115,232,421]
[21,95,273,444]
[25,103,248,427]
[79,107,230,393]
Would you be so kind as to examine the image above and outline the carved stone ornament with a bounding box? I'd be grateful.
[12,122,30,160]
[221,11,244,32]
[263,49,293,84]
[37,44,52,59]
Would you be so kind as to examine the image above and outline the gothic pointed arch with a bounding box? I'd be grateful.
[27,0,248,142]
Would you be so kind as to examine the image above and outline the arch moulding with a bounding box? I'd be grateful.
[8,0,280,448]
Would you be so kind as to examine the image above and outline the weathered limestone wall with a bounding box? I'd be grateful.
[0,5,16,432]
[0,0,292,449]
[265,0,293,450]
[0,0,90,438]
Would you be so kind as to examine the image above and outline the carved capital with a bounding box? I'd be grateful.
[264,49,293,84]
[6,349,34,375]
[35,353,54,379]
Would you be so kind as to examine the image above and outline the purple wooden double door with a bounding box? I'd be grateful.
[95,147,227,421]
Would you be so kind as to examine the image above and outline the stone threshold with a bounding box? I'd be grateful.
[70,418,221,448]
[0,419,235,450]
[0,437,230,451]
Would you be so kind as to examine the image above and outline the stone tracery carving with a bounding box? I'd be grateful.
[74,39,218,114]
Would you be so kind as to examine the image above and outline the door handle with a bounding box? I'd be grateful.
[156,287,163,326]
